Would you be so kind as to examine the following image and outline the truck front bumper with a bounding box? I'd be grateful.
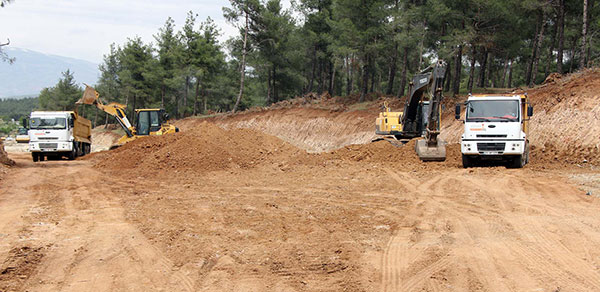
[29,142,73,152]
[461,140,525,156]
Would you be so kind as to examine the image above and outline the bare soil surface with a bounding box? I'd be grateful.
[1,71,600,291]
[2,136,600,291]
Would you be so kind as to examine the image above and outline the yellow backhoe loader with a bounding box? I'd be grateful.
[77,85,179,147]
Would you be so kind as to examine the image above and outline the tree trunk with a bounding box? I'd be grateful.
[557,0,565,73]
[478,48,488,88]
[545,21,557,78]
[183,76,189,117]
[580,0,589,69]
[308,47,316,93]
[203,89,207,114]
[507,60,513,88]
[387,43,398,95]
[317,61,324,94]
[330,62,336,95]
[467,46,476,93]
[273,66,279,102]
[359,58,369,102]
[328,61,334,94]
[526,14,542,85]
[161,86,165,108]
[570,37,577,72]
[500,56,509,88]
[453,45,462,96]
[194,78,200,115]
[346,55,352,96]
[266,68,272,105]
[487,52,494,87]
[232,11,248,113]
[531,11,547,87]
[398,47,408,98]
[369,66,376,93]
[133,94,137,121]
[444,58,452,92]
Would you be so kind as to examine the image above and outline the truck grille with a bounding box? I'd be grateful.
[39,143,58,149]
[38,137,59,140]
[476,134,507,138]
[477,142,505,153]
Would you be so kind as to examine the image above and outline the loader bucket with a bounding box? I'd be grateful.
[415,139,446,162]
[77,85,100,105]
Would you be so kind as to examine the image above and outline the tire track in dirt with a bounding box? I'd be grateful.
[1,154,197,292]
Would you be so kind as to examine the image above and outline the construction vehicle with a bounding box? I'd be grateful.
[77,85,178,147]
[28,111,92,162]
[456,94,533,168]
[374,60,447,161]
[16,127,29,143]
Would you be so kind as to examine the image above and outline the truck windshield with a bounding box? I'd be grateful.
[466,100,519,122]
[17,128,28,135]
[29,117,67,129]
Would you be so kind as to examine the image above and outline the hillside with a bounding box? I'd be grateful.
[0,47,99,98]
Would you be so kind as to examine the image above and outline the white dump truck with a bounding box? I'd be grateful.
[455,94,533,168]
[28,111,92,162]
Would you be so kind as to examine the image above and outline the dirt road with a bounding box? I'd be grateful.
[1,148,600,291]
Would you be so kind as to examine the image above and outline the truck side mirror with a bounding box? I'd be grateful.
[455,104,461,120]
[527,106,533,117]
[22,118,28,129]
[69,118,74,128]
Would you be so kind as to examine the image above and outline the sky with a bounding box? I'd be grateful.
[0,0,291,64]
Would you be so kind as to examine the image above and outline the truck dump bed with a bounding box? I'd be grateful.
[73,113,92,144]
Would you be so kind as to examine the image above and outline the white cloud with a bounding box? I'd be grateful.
[0,0,257,63]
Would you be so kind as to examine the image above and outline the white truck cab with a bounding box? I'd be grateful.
[455,94,533,168]
[28,111,92,162]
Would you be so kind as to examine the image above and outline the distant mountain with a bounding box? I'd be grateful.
[0,47,99,98]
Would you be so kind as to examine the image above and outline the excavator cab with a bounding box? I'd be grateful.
[134,109,178,136]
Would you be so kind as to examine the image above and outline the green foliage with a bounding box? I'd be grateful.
[0,97,38,121]
[38,70,83,111]
[79,0,597,117]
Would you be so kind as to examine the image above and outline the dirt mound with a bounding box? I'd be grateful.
[96,122,307,175]
[91,128,122,152]
[329,140,462,169]
[525,68,600,165]
[0,140,15,166]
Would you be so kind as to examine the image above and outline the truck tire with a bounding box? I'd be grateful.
[509,155,525,168]
[462,154,472,168]
[32,153,38,162]
[68,143,77,160]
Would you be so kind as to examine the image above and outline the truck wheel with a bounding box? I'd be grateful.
[462,155,471,168]
[509,155,525,168]
[32,153,38,162]
[68,143,77,160]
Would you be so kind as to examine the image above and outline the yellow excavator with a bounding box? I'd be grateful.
[77,85,179,147]
[375,60,447,161]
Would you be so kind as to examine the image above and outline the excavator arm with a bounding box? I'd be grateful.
[413,60,447,161]
[77,85,135,138]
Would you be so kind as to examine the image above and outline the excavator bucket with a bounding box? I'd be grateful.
[415,139,446,162]
[77,85,100,105]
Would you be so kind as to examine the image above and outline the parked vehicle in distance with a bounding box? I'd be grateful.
[16,127,30,143]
